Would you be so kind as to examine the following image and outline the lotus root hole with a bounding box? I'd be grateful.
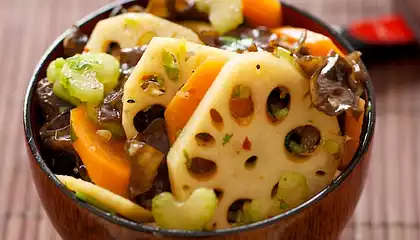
[210,108,224,130]
[227,199,252,224]
[267,87,290,123]
[285,125,321,158]
[187,157,217,180]
[244,156,258,170]
[229,85,254,126]
[195,132,216,146]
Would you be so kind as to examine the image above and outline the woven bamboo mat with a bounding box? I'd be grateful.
[0,0,418,239]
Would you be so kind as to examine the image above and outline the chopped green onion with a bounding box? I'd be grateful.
[162,50,179,81]
[222,134,233,146]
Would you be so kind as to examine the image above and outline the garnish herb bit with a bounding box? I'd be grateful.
[222,134,234,146]
[162,50,180,81]
[242,137,252,150]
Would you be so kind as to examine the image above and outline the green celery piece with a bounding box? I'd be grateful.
[52,80,81,106]
[61,63,104,105]
[152,188,217,230]
[275,172,309,209]
[48,53,120,106]
[47,58,66,83]
[66,53,120,93]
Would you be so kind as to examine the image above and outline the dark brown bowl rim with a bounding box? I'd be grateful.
[23,0,376,237]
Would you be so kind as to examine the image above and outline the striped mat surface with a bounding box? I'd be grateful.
[1,0,419,239]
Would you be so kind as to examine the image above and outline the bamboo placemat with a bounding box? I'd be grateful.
[1,0,418,239]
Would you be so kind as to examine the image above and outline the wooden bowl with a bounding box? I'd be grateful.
[23,1,376,239]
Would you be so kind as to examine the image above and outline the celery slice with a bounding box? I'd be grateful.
[274,172,309,209]
[152,188,217,230]
[47,58,66,83]
[52,80,81,106]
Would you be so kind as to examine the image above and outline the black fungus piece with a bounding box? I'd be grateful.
[133,105,166,133]
[125,141,164,200]
[310,51,366,116]
[133,158,171,210]
[39,111,73,152]
[36,78,72,122]
[120,45,148,69]
[142,118,170,155]
[295,55,327,77]
[63,26,88,57]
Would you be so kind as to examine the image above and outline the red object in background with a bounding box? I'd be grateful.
[348,14,416,45]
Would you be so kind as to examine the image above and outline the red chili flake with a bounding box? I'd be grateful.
[242,137,251,150]
[83,47,90,53]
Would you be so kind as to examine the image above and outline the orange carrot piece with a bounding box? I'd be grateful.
[272,27,345,57]
[340,99,365,170]
[71,105,130,197]
[242,0,282,28]
[165,57,227,143]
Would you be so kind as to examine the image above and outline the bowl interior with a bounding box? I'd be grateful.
[23,0,376,237]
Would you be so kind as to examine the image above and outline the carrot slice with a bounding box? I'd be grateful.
[272,27,345,57]
[71,105,130,197]
[340,99,365,170]
[165,57,227,143]
[242,0,282,28]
